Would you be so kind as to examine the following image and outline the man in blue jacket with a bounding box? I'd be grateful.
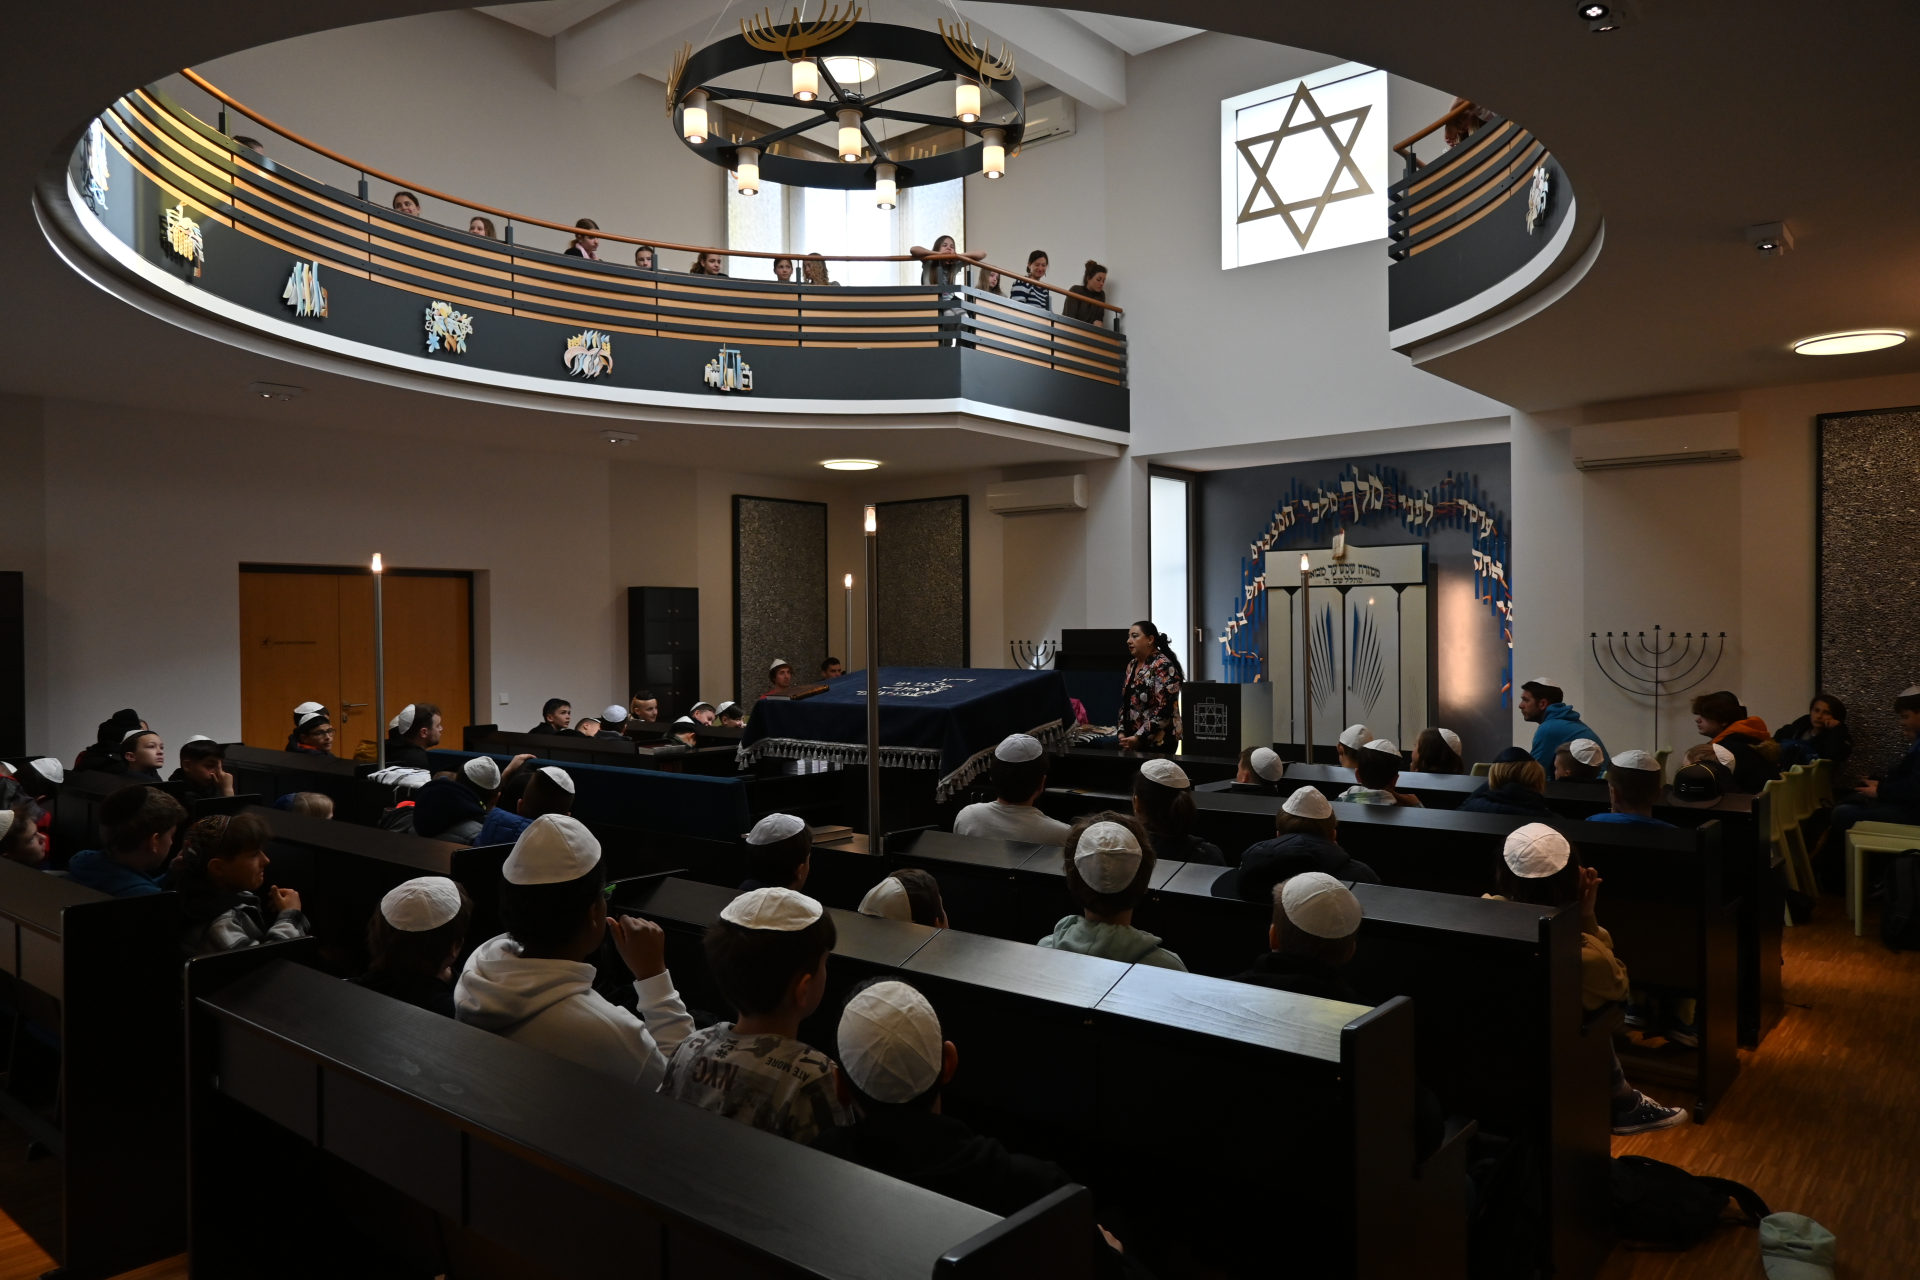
[1521,678,1607,772]
[1830,685,1920,832]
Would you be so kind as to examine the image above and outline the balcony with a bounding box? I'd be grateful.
[51,81,1127,437]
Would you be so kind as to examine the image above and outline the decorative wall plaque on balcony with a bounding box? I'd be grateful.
[704,345,754,392]
[564,329,613,378]
[161,203,203,276]
[424,301,473,355]
[281,261,327,318]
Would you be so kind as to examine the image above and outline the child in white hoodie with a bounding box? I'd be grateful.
[455,815,692,1090]
[1036,812,1186,971]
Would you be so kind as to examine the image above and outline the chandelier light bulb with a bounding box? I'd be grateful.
[874,162,896,210]
[980,127,1006,179]
[792,59,819,102]
[864,504,877,534]
[682,90,710,145]
[735,146,760,196]
[837,110,864,163]
[955,79,981,123]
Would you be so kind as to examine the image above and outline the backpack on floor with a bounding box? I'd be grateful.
[1882,854,1920,952]
[1467,1132,1545,1280]
[1611,1155,1768,1247]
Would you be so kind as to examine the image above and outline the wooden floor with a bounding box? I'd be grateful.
[0,890,1910,1280]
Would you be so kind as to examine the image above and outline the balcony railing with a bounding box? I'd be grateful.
[63,79,1126,431]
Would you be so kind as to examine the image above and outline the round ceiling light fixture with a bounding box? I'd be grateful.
[1792,331,1907,356]
[1577,3,1609,18]
[822,458,880,471]
[822,55,877,84]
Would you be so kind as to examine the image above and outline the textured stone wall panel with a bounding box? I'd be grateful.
[733,495,827,700]
[877,496,969,668]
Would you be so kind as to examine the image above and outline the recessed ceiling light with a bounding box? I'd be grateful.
[1792,331,1907,356]
[822,459,880,471]
[604,431,638,444]
[247,381,304,401]
[1577,2,1609,18]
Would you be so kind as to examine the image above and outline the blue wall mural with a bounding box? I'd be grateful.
[1198,443,1512,763]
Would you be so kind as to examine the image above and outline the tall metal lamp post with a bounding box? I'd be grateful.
[1299,552,1312,764]
[863,507,881,851]
[844,572,854,670]
[372,552,386,770]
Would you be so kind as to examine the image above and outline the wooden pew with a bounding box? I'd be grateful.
[188,955,1086,1279]
[464,724,742,775]
[1044,745,1239,792]
[618,875,1477,1280]
[223,743,400,825]
[0,861,245,1276]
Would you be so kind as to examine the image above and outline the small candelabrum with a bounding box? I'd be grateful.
[1010,639,1058,671]
[1590,626,1728,749]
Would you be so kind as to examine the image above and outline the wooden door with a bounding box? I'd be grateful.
[240,568,472,757]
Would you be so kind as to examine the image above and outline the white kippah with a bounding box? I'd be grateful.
[691,702,716,715]
[1338,724,1370,749]
[721,886,824,930]
[503,815,601,885]
[1249,747,1284,782]
[858,875,913,921]
[1073,820,1142,893]
[768,657,792,675]
[747,813,807,845]
[1527,676,1561,689]
[1611,748,1659,773]
[297,709,327,727]
[380,876,464,931]
[0,810,13,842]
[1900,684,1920,698]
[1363,738,1401,759]
[121,727,152,744]
[1280,872,1362,939]
[391,704,417,734]
[1282,785,1334,820]
[1438,728,1462,756]
[28,758,62,784]
[1504,823,1571,878]
[184,734,213,745]
[1139,757,1190,788]
[838,980,943,1104]
[1711,743,1735,769]
[994,734,1043,763]
[536,765,575,794]
[1570,739,1605,767]
[293,701,324,716]
[602,704,629,723]
[672,716,697,728]
[463,756,502,790]
[718,702,742,717]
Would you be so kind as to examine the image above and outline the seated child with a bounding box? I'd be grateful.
[1459,755,1553,817]
[1334,724,1370,771]
[1409,727,1465,775]
[1681,742,1739,792]
[476,761,569,846]
[0,804,48,869]
[456,815,692,1087]
[1586,750,1675,826]
[1832,684,1920,831]
[1336,739,1424,807]
[274,792,336,819]
[1037,813,1186,971]
[1212,785,1379,900]
[66,785,187,897]
[1553,738,1605,781]
[1215,745,1285,794]
[1230,871,1365,1001]
[176,814,311,955]
[660,887,846,1144]
[1132,758,1225,865]
[858,868,948,927]
[668,716,700,746]
[411,756,501,844]
[352,876,473,1017]
[739,813,812,891]
[1487,823,1687,1135]
[954,734,1072,844]
[171,737,235,803]
[717,701,746,728]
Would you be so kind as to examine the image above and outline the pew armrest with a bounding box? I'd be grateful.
[935,1183,1095,1280]
[1411,1116,1477,1280]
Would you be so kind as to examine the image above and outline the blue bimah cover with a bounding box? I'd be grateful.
[738,667,1075,802]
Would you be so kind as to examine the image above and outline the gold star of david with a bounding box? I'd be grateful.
[1235,81,1373,247]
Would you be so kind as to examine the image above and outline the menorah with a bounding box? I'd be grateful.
[1010,639,1057,671]
[1590,626,1728,747]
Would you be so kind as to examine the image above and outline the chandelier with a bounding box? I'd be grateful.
[667,7,1026,204]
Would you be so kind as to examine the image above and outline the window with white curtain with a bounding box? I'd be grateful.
[727,174,965,284]
[1149,473,1191,680]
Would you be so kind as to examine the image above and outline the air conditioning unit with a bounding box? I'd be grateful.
[1016,90,1076,150]
[987,474,1087,513]
[1572,412,1742,472]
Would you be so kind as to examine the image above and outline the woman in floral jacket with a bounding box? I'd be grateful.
[1119,621,1184,750]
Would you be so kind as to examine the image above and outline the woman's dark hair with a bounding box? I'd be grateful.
[1810,693,1846,721]
[499,863,606,953]
[1061,811,1155,915]
[1691,690,1744,727]
[177,813,273,891]
[890,867,946,926]
[1493,839,1584,908]
[366,883,474,978]
[704,911,837,1015]
[471,216,497,238]
[1130,619,1185,683]
[836,974,946,1112]
[634,245,656,266]
[932,234,956,252]
[1411,728,1463,775]
[1132,770,1195,839]
[1026,248,1049,267]
[575,218,599,231]
[1081,259,1107,286]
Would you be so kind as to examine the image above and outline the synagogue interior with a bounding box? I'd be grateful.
[1,2,1917,1278]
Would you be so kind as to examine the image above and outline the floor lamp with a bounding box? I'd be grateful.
[372,553,386,769]
[864,506,881,851]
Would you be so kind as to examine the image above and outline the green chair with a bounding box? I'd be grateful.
[1809,757,1835,809]
[1780,766,1819,894]
[1758,779,1801,918]
[1471,762,1492,777]
[1845,822,1920,936]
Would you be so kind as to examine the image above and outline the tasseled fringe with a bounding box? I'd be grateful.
[737,718,1072,804]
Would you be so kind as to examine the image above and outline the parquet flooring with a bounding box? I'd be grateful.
[0,892,1907,1279]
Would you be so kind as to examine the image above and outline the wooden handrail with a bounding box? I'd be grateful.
[175,69,1121,316]
[1391,101,1481,158]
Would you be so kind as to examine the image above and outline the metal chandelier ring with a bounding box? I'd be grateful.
[673,23,1026,191]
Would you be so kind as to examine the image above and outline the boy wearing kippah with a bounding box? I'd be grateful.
[1336,739,1423,807]
[662,887,847,1143]
[1230,872,1365,1002]
[1037,813,1186,971]
[1211,785,1379,900]
[738,813,813,891]
[954,735,1071,844]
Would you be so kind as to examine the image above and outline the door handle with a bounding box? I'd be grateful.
[342,702,370,709]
